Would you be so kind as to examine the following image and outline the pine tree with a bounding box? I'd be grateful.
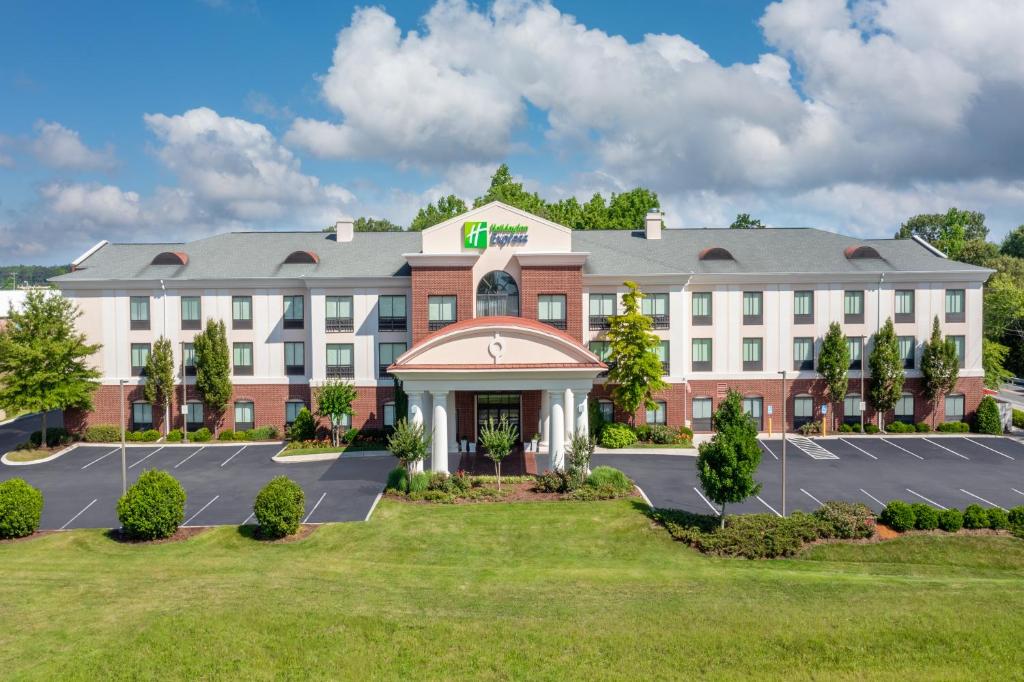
[868,318,904,430]
[921,316,960,426]
[606,281,667,425]
[143,336,175,434]
[817,322,850,431]
[193,319,232,418]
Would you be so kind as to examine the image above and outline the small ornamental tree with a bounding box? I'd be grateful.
[697,390,762,527]
[975,395,1003,435]
[606,281,667,425]
[193,319,232,419]
[817,322,849,432]
[314,380,357,446]
[479,416,518,490]
[143,336,175,434]
[868,318,904,431]
[386,418,429,473]
[921,316,960,426]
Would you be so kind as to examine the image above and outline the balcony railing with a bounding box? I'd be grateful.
[326,317,354,333]
[181,319,201,330]
[589,315,611,331]
[378,364,392,379]
[743,358,763,371]
[692,314,712,326]
[233,318,253,330]
[285,364,305,376]
[540,318,566,330]
[647,314,669,330]
[379,316,407,332]
[283,317,304,330]
[692,360,711,372]
[326,365,355,380]
[428,319,454,332]
[794,359,814,371]
[233,365,253,376]
[130,319,150,330]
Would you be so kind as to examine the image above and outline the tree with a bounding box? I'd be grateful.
[894,208,990,263]
[409,194,468,231]
[143,337,175,434]
[580,193,610,230]
[192,319,232,417]
[314,380,357,446]
[921,316,960,426]
[984,272,1024,341]
[478,416,518,490]
[867,318,904,430]
[606,281,668,425]
[1001,225,1024,258]
[386,418,429,473]
[817,322,850,431]
[730,213,765,229]
[982,339,1013,390]
[0,290,100,446]
[607,188,659,229]
[472,163,547,216]
[323,217,404,232]
[696,390,762,527]
[975,396,1003,435]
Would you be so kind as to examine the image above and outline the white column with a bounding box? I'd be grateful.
[407,391,424,473]
[540,390,550,450]
[431,391,449,473]
[446,392,458,453]
[563,387,574,441]
[576,392,589,437]
[549,390,565,470]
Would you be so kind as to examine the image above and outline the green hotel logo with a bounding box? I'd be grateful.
[463,220,529,248]
[464,221,488,249]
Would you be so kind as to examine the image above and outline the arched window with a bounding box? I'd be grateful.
[476,271,519,317]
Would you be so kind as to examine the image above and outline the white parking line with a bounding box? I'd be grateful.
[967,438,1015,461]
[959,489,1007,511]
[791,436,838,460]
[303,492,327,523]
[881,438,925,460]
[81,448,119,469]
[755,495,782,517]
[840,438,878,460]
[859,488,886,508]
[242,511,255,525]
[128,446,164,469]
[365,492,384,521]
[60,499,97,529]
[183,495,220,526]
[219,445,247,467]
[1014,488,1024,498]
[924,438,969,460]
[800,488,824,507]
[174,446,206,469]
[758,440,779,460]
[906,488,947,510]
[693,487,720,515]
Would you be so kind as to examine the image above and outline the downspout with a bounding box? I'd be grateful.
[683,271,693,430]
[876,272,884,430]
[160,279,169,435]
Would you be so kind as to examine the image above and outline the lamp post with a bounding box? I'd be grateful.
[181,341,189,444]
[860,335,866,433]
[119,379,128,496]
[778,369,787,517]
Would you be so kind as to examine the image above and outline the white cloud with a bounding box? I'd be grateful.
[30,120,116,171]
[40,183,141,225]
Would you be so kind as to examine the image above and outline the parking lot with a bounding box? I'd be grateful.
[596,435,1024,516]
[1,443,394,530]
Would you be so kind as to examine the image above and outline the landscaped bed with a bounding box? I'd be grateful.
[384,466,638,504]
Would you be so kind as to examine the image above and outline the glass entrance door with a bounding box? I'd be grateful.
[476,393,521,443]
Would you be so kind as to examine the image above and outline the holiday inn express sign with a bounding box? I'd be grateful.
[463,221,529,248]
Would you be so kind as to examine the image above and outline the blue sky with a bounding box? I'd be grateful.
[1,0,1022,264]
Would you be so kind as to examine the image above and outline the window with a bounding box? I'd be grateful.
[590,341,612,377]
[945,394,964,422]
[130,296,150,330]
[895,290,915,323]
[844,290,864,323]
[742,291,763,325]
[895,394,914,424]
[646,400,667,425]
[326,295,353,333]
[692,397,713,432]
[283,295,304,329]
[642,293,669,329]
[945,289,965,323]
[185,401,203,430]
[598,400,614,424]
[233,342,253,376]
[476,271,519,317]
[950,335,965,368]
[589,293,616,330]
[793,337,814,371]
[183,342,196,376]
[538,294,567,330]
[132,402,153,431]
[742,337,762,371]
[326,343,354,379]
[379,342,407,379]
[285,400,305,426]
[284,342,305,375]
[847,337,863,370]
[232,296,252,330]
[793,396,813,429]
[899,336,916,369]
[382,401,396,428]
[131,343,150,376]
[844,394,862,425]
[234,401,254,431]
[428,295,456,331]
[743,396,763,430]
[181,296,201,330]
[793,291,814,324]
[379,295,407,332]
[692,292,712,325]
[654,340,669,375]
[692,338,712,372]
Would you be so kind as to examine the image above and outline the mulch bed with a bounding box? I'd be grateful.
[250,524,319,543]
[0,530,58,544]
[106,526,211,544]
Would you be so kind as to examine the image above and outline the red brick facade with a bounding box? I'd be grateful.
[411,266,474,343]
[520,265,583,340]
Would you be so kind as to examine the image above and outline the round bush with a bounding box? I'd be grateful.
[986,507,1009,530]
[253,476,305,539]
[937,508,964,532]
[937,421,970,433]
[974,396,1003,435]
[218,429,236,441]
[915,422,931,433]
[886,421,913,433]
[385,467,408,493]
[586,466,632,493]
[0,478,44,539]
[910,503,939,530]
[83,424,121,442]
[1008,505,1024,531]
[962,504,989,529]
[864,423,880,434]
[166,429,183,443]
[879,500,916,532]
[116,470,187,540]
[813,501,874,539]
[191,427,212,442]
[599,423,637,449]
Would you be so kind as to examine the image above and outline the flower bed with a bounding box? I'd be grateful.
[384,467,637,504]
[598,423,693,449]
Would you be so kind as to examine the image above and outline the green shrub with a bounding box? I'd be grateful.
[879,500,915,532]
[886,421,914,433]
[586,466,632,493]
[839,423,852,433]
[83,424,121,442]
[915,421,931,433]
[864,423,880,434]
[812,501,875,539]
[29,427,72,447]
[699,514,807,559]
[571,484,628,501]
[1013,409,1024,429]
[253,476,305,539]
[287,408,316,442]
[341,428,359,444]
[679,425,694,439]
[116,470,186,540]
[634,424,652,442]
[962,504,989,529]
[1009,505,1024,532]
[798,420,822,436]
[649,424,679,444]
[911,502,939,530]
[218,429,235,441]
[0,478,44,539]
[535,469,570,493]
[408,471,430,494]
[974,396,1003,435]
[938,508,964,532]
[385,467,408,493]
[937,421,970,433]
[191,427,212,442]
[245,426,279,441]
[599,423,636,449]
[408,489,456,503]
[987,507,1009,530]
[141,429,161,442]
[166,429,183,443]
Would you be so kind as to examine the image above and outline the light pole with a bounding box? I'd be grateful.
[778,369,787,517]
[119,379,128,496]
[860,335,866,433]
[181,341,189,444]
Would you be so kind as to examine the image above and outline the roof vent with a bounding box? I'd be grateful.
[284,250,319,264]
[698,247,734,261]
[151,251,188,266]
[844,245,882,260]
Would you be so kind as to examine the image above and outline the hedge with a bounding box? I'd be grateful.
[911,502,939,530]
[253,476,305,539]
[83,424,121,442]
[936,421,970,433]
[116,470,187,540]
[880,500,915,531]
[29,428,73,448]
[0,478,44,539]
[937,508,964,532]
[886,421,914,433]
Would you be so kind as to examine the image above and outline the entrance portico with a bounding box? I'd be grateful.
[389,317,605,473]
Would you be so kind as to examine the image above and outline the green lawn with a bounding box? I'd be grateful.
[2,448,54,462]
[2,500,1024,679]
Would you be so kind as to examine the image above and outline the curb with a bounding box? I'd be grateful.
[1,441,79,466]
[272,448,392,463]
[595,447,698,457]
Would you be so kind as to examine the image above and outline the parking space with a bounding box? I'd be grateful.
[1,443,394,530]
[596,435,1024,517]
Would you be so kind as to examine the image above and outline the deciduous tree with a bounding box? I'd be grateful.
[606,281,667,425]
[817,322,849,431]
[921,316,960,425]
[409,194,468,231]
[868,319,904,430]
[143,336,175,434]
[314,380,357,446]
[193,319,232,418]
[729,213,765,229]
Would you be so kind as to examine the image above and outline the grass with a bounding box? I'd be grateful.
[279,442,387,456]
[2,500,1024,679]
[2,448,55,462]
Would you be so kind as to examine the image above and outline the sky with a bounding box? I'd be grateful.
[1,0,1023,265]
